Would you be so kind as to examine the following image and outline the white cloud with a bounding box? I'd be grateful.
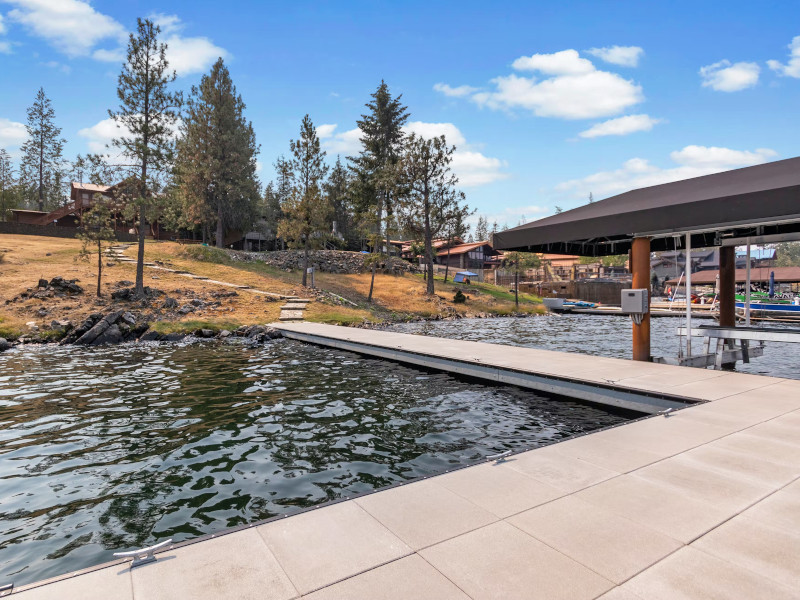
[320,126,363,155]
[161,33,228,76]
[767,35,800,78]
[699,60,760,92]
[146,14,228,76]
[0,117,27,148]
[578,114,662,138]
[6,0,126,57]
[6,4,227,75]
[511,49,595,75]
[451,151,507,187]
[78,117,127,153]
[668,145,776,168]
[319,121,507,187]
[91,14,228,76]
[478,205,549,230]
[92,47,124,62]
[433,83,480,97]
[0,12,5,34]
[587,46,644,67]
[403,121,466,146]
[464,50,644,119]
[556,145,778,198]
[316,123,338,139]
[401,122,506,187]
[78,116,180,153]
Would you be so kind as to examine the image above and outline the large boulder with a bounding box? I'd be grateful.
[74,311,123,346]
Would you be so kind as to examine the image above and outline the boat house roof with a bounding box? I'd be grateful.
[666,266,800,285]
[493,157,800,256]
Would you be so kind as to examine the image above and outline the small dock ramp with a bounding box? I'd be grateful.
[269,323,774,414]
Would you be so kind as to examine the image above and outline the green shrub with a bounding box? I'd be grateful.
[453,290,466,304]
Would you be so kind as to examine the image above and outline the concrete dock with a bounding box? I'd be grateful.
[7,325,800,599]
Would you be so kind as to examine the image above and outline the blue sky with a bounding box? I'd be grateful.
[1,0,799,228]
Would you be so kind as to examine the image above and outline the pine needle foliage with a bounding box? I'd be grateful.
[109,18,183,298]
[176,58,260,248]
[278,115,331,287]
[19,88,66,211]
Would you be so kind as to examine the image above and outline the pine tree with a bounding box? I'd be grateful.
[398,134,468,295]
[19,88,66,211]
[278,115,330,287]
[351,81,409,302]
[177,58,259,248]
[109,18,183,298]
[442,201,472,283]
[503,252,541,310]
[261,181,282,244]
[474,215,488,241]
[325,156,351,244]
[0,149,14,221]
[77,195,118,297]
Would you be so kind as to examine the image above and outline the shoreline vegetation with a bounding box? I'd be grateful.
[0,234,544,348]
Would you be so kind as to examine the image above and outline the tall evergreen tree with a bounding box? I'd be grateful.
[442,204,472,283]
[0,149,14,221]
[351,81,409,301]
[278,115,330,287]
[177,58,259,248]
[398,134,468,295]
[261,181,282,244]
[19,88,65,211]
[325,156,351,244]
[109,18,183,298]
[474,215,489,241]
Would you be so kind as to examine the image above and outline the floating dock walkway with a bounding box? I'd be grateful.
[7,326,799,599]
[274,323,767,414]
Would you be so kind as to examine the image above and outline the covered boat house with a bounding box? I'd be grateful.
[493,156,800,363]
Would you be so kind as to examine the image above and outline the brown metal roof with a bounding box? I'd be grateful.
[436,240,492,256]
[493,157,800,256]
[666,266,800,285]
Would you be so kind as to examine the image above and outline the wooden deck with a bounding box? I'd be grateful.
[9,325,800,599]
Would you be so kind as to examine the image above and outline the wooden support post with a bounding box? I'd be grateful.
[718,246,736,328]
[631,236,651,361]
[718,245,738,369]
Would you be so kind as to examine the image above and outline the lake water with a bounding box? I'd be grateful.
[0,338,627,587]
[390,314,800,380]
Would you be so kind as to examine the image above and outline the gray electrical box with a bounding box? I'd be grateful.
[621,289,648,314]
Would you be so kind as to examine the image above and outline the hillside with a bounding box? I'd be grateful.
[0,235,543,340]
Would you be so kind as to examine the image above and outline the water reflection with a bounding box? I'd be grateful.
[0,339,626,586]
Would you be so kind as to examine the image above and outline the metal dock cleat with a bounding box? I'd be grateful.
[487,450,512,464]
[113,539,173,568]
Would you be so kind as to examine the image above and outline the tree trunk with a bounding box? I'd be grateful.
[38,128,44,212]
[135,203,146,297]
[514,267,519,310]
[302,238,309,287]
[424,192,434,295]
[368,200,383,303]
[216,208,224,248]
[368,261,376,303]
[97,240,102,297]
[444,244,451,283]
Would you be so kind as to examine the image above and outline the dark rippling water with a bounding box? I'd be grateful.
[0,338,627,586]
[391,314,800,380]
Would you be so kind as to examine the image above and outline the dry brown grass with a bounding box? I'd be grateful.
[0,235,282,337]
[0,235,542,338]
